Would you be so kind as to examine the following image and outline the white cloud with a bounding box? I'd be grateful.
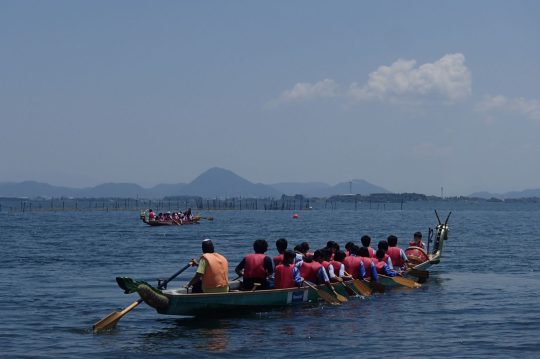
[278,78,338,102]
[275,54,471,105]
[475,95,540,121]
[349,53,471,103]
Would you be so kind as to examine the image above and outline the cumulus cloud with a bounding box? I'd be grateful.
[475,95,540,121]
[349,54,471,103]
[278,78,339,102]
[275,53,471,105]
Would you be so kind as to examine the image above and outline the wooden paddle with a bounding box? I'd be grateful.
[303,281,341,305]
[339,281,359,296]
[380,274,421,288]
[349,279,373,297]
[93,263,192,333]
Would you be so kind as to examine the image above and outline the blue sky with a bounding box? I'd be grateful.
[1,1,539,195]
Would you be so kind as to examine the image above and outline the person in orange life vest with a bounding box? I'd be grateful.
[377,240,394,269]
[148,209,155,221]
[360,235,376,258]
[386,235,409,270]
[344,241,355,256]
[325,240,340,260]
[235,239,274,290]
[409,231,425,249]
[357,246,379,282]
[185,239,229,293]
[298,250,331,285]
[274,250,303,289]
[273,238,288,267]
[374,249,399,277]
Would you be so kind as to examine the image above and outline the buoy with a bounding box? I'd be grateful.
[292,213,299,219]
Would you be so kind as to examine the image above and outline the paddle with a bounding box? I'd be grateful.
[339,281,358,296]
[379,274,421,288]
[342,271,373,297]
[303,281,341,305]
[93,262,192,333]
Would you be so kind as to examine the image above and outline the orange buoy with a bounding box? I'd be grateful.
[292,213,299,219]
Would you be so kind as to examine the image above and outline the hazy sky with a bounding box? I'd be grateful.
[1,1,539,195]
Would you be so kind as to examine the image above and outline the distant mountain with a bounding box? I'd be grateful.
[469,188,540,199]
[148,183,187,198]
[180,167,280,198]
[0,181,79,198]
[77,183,149,198]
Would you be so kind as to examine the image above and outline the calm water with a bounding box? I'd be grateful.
[1,203,540,358]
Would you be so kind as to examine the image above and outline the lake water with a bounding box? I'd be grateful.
[1,202,539,358]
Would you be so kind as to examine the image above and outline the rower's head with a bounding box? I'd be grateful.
[350,244,361,256]
[326,240,339,252]
[300,241,310,254]
[387,235,398,247]
[376,249,386,260]
[361,235,371,247]
[321,247,332,261]
[334,250,346,262]
[358,246,370,258]
[378,240,389,252]
[202,239,215,253]
[414,232,422,241]
[313,249,324,263]
[276,238,288,253]
[345,241,355,252]
[253,239,268,254]
[283,250,295,266]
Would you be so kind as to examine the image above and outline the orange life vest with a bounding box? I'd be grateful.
[201,253,229,290]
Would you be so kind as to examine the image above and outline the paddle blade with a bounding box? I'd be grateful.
[93,311,122,333]
[392,276,421,288]
[317,289,341,305]
[350,279,373,297]
[334,292,348,302]
[93,299,142,333]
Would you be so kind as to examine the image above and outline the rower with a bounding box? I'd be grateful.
[360,235,376,258]
[148,209,155,221]
[235,239,274,290]
[185,239,229,293]
[374,249,399,277]
[409,231,425,249]
[386,235,408,270]
[343,245,365,279]
[273,238,288,266]
[299,250,331,285]
[377,240,394,269]
[325,240,340,260]
[326,250,350,281]
[358,247,378,282]
[344,241,355,256]
[274,250,303,289]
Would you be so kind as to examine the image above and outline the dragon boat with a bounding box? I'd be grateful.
[140,210,201,226]
[115,212,450,317]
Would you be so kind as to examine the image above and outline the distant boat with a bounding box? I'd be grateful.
[139,210,201,226]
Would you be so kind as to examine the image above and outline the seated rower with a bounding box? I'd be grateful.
[273,238,288,267]
[274,250,303,289]
[299,250,331,285]
[326,250,350,281]
[344,241,355,256]
[375,249,399,277]
[235,239,274,290]
[409,231,425,249]
[185,239,229,293]
[386,235,408,270]
[148,209,155,221]
[358,247,378,282]
[360,235,376,258]
[325,240,340,260]
[343,245,365,279]
[377,240,394,269]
